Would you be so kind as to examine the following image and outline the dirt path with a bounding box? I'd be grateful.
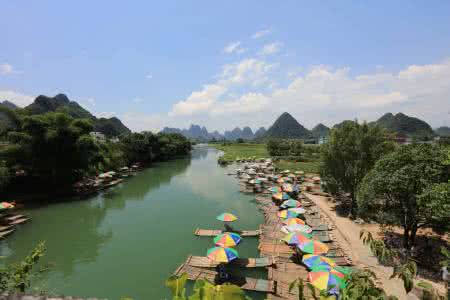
[305,193,419,300]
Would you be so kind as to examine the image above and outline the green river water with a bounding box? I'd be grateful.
[0,146,266,300]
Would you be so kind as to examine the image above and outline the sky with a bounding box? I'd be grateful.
[1,0,450,132]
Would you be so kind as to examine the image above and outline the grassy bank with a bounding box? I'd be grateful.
[209,143,321,174]
[210,143,269,161]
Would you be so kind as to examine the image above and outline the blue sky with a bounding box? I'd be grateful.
[1,1,449,132]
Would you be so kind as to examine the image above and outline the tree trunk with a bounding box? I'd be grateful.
[410,224,418,247]
[403,227,410,249]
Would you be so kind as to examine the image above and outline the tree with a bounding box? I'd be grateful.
[321,121,394,215]
[165,273,250,300]
[1,112,104,187]
[0,242,46,293]
[357,144,450,249]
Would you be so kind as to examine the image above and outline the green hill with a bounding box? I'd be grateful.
[24,94,131,137]
[264,112,311,139]
[311,123,330,138]
[374,112,433,136]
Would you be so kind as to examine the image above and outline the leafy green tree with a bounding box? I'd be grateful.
[0,242,46,293]
[358,144,450,249]
[165,273,250,300]
[1,112,103,187]
[321,121,394,215]
[0,161,10,193]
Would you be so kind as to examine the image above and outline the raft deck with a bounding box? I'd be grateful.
[194,228,261,237]
[184,255,276,268]
[173,262,275,293]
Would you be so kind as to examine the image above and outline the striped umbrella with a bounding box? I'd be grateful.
[282,232,312,245]
[268,186,282,193]
[277,209,299,219]
[281,199,301,208]
[214,232,242,247]
[272,192,290,201]
[282,224,313,234]
[311,265,353,276]
[302,254,336,270]
[297,240,329,255]
[282,218,306,226]
[307,270,346,294]
[207,247,239,263]
[288,207,306,214]
[282,183,294,192]
[0,202,15,210]
[216,213,238,222]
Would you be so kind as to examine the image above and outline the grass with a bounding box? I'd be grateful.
[210,143,321,174]
[210,143,269,161]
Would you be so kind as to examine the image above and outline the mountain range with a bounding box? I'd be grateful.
[162,111,438,142]
[0,94,131,137]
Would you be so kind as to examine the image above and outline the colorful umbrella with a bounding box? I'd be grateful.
[282,169,290,174]
[311,265,352,276]
[281,199,301,208]
[297,240,329,255]
[277,209,299,219]
[282,183,294,192]
[216,213,238,222]
[268,186,282,193]
[288,207,306,214]
[282,224,313,234]
[295,171,304,175]
[288,173,296,178]
[272,192,291,201]
[282,218,306,226]
[0,202,15,210]
[302,254,336,270]
[282,232,312,245]
[214,232,242,247]
[207,247,239,263]
[307,270,346,294]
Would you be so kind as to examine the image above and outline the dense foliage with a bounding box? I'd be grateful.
[2,112,103,187]
[320,121,395,214]
[267,139,304,157]
[357,144,450,249]
[0,110,191,195]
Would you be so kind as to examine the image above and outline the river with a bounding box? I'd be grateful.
[0,146,265,299]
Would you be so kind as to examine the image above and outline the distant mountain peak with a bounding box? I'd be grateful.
[264,112,311,139]
[375,112,433,136]
[0,100,18,110]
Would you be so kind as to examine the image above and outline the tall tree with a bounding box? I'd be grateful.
[320,121,394,215]
[357,144,450,249]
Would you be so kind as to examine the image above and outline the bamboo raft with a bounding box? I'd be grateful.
[0,229,15,239]
[9,217,30,225]
[0,225,13,232]
[173,262,275,293]
[194,228,261,237]
[184,255,276,268]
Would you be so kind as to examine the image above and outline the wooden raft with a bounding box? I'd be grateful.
[194,228,261,237]
[173,262,275,293]
[184,255,276,268]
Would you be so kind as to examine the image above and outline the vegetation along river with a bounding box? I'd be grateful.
[0,146,265,299]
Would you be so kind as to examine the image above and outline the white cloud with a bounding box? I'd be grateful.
[145,74,153,79]
[223,41,247,54]
[169,58,275,117]
[252,28,272,39]
[260,42,282,55]
[133,97,144,103]
[0,90,34,106]
[0,64,14,75]
[160,58,450,131]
